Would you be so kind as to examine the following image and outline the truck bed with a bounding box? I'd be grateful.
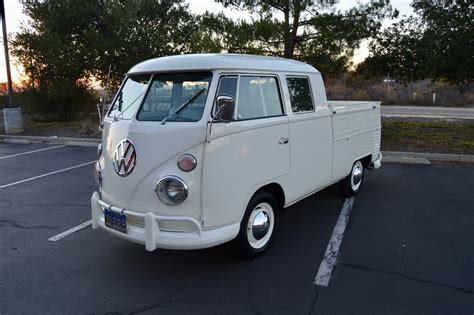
[327,100,381,180]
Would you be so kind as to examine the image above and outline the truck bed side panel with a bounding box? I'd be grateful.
[330,102,381,181]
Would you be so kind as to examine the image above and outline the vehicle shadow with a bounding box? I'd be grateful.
[88,184,347,313]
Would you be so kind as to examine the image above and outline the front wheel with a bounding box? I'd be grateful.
[339,160,364,197]
[237,191,278,258]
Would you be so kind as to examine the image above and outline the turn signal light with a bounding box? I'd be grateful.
[177,154,197,172]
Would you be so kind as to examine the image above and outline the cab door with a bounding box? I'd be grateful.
[202,74,290,228]
[284,75,333,202]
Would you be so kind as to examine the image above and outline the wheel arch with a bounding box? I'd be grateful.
[361,154,373,167]
[251,182,285,212]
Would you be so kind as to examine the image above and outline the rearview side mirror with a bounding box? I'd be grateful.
[215,95,235,123]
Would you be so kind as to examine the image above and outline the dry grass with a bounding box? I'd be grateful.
[382,118,474,155]
[2,114,101,138]
[326,78,474,107]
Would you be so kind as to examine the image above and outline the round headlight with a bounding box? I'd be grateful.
[177,154,197,172]
[155,176,188,205]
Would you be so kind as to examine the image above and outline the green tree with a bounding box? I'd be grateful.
[359,0,473,83]
[188,12,262,54]
[11,0,195,120]
[357,17,424,82]
[187,11,284,56]
[218,0,397,74]
[11,0,102,120]
[90,0,195,85]
[413,0,473,82]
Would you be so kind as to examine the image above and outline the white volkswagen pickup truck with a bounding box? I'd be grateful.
[91,54,382,257]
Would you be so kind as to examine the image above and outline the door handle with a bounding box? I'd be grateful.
[279,137,289,145]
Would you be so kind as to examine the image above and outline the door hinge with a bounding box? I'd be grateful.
[201,212,208,222]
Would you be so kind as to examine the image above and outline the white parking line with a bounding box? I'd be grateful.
[48,220,92,242]
[0,145,66,160]
[0,161,95,189]
[314,197,355,287]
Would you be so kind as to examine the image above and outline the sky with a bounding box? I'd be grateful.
[0,0,415,83]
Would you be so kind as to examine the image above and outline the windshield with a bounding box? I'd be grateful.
[137,72,212,122]
[108,75,150,120]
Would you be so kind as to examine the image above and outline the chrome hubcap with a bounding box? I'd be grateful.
[351,161,363,191]
[246,202,275,249]
[252,211,270,240]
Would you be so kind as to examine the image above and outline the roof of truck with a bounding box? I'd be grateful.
[127,53,319,74]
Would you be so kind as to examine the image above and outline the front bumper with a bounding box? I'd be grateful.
[91,192,239,251]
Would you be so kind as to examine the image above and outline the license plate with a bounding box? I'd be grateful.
[104,209,127,233]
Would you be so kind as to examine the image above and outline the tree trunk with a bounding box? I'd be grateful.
[283,0,291,58]
[283,0,300,59]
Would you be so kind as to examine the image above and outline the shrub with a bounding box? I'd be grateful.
[18,82,98,121]
[325,75,474,107]
[0,93,26,110]
[79,117,101,138]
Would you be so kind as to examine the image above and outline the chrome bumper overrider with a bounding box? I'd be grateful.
[91,192,240,251]
[370,152,382,170]
[373,152,382,169]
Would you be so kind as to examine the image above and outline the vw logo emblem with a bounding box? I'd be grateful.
[113,140,137,177]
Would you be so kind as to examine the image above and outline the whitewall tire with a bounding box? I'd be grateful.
[339,160,365,197]
[237,191,279,257]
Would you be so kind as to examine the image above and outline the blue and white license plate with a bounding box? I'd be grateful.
[104,209,127,233]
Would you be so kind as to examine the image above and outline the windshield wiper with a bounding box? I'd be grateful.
[115,91,145,120]
[161,88,206,125]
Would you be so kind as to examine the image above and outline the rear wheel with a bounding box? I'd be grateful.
[237,191,278,258]
[339,160,364,197]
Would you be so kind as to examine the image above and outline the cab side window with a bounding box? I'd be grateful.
[237,76,283,120]
[217,76,238,99]
[287,77,314,113]
[215,76,237,117]
[216,75,284,120]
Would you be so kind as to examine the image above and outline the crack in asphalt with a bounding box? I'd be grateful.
[307,284,320,315]
[0,197,89,212]
[0,200,89,208]
[339,262,474,295]
[0,219,72,230]
[0,198,13,208]
[112,297,260,315]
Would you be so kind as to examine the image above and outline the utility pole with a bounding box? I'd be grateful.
[1,0,22,134]
[1,0,14,107]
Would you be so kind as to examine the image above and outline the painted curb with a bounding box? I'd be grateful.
[382,156,431,165]
[382,151,474,164]
[3,138,32,144]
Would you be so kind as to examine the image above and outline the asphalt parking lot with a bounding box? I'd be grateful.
[0,142,473,314]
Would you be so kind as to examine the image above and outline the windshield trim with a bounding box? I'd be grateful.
[135,71,213,123]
